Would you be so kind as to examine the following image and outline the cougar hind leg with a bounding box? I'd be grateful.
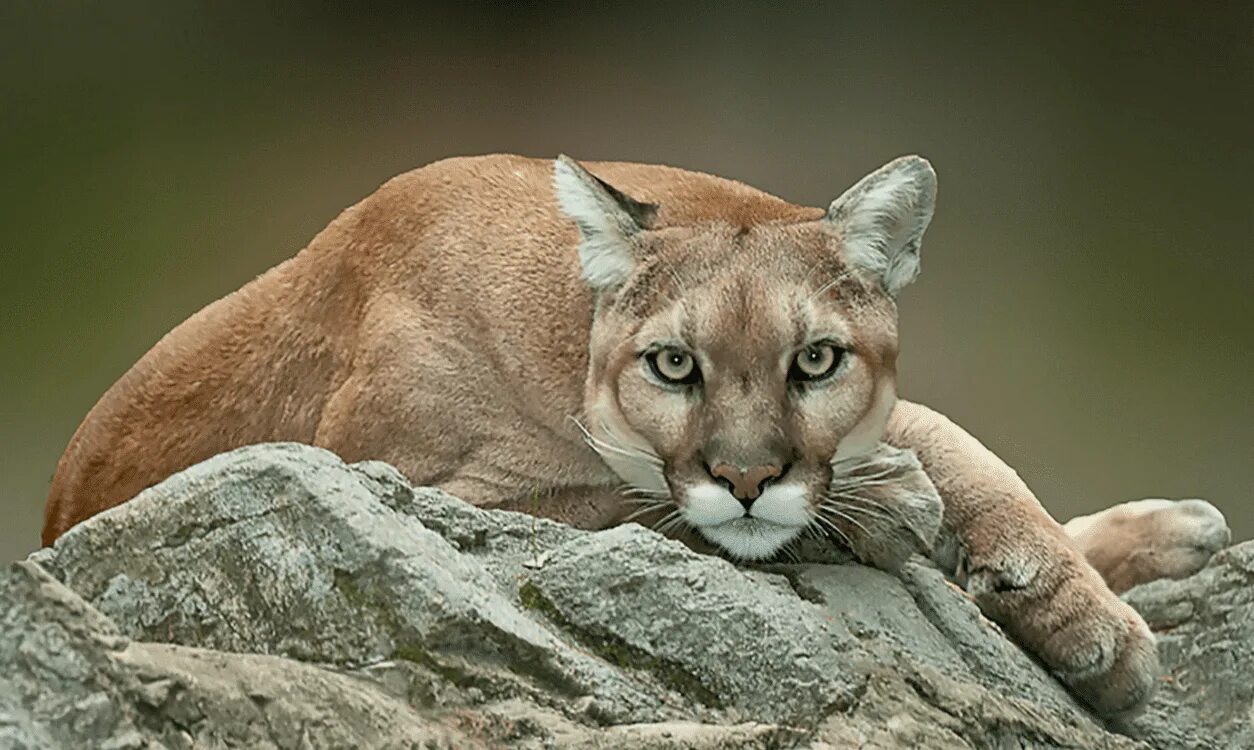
[1063,498,1230,594]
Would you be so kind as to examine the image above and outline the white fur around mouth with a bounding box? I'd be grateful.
[697,517,803,560]
[683,482,809,560]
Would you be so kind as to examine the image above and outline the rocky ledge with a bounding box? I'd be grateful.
[2,444,1248,748]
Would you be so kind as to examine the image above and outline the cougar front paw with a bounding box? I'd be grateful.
[1064,498,1230,593]
[1052,599,1159,720]
[967,548,1161,719]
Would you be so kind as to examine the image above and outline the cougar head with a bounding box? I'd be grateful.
[557,154,937,560]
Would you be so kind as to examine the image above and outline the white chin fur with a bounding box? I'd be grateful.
[683,482,809,560]
[699,519,802,560]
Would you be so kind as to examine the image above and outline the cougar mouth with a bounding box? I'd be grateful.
[697,515,804,561]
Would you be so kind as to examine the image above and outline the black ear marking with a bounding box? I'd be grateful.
[593,174,658,229]
[554,154,658,291]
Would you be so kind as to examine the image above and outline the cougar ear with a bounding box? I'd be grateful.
[554,154,657,291]
[827,155,937,295]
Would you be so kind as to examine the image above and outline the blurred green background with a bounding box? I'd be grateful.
[2,3,1250,562]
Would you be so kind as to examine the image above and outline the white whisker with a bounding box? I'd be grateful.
[666,266,688,296]
[622,502,673,524]
[803,520,827,542]
[820,503,872,537]
[828,474,905,491]
[829,464,899,487]
[567,415,663,466]
[808,270,853,301]
[800,259,827,288]
[832,505,895,525]
[829,490,900,519]
[588,435,662,466]
[621,487,671,498]
[812,513,854,548]
[654,509,691,537]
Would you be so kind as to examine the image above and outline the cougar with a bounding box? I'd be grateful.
[45,153,1229,718]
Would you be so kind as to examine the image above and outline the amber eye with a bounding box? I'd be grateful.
[790,344,843,382]
[647,348,701,385]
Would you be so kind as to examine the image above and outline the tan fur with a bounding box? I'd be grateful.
[1063,498,1230,593]
[46,153,1161,718]
[885,401,1159,718]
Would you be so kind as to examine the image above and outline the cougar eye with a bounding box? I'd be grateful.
[790,344,843,382]
[646,348,701,385]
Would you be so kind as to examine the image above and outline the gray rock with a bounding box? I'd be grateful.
[0,560,474,749]
[1122,542,1254,750]
[4,443,1242,747]
[29,444,672,726]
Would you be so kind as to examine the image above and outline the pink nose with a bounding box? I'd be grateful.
[708,463,783,502]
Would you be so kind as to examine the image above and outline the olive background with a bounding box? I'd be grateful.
[2,2,1251,562]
